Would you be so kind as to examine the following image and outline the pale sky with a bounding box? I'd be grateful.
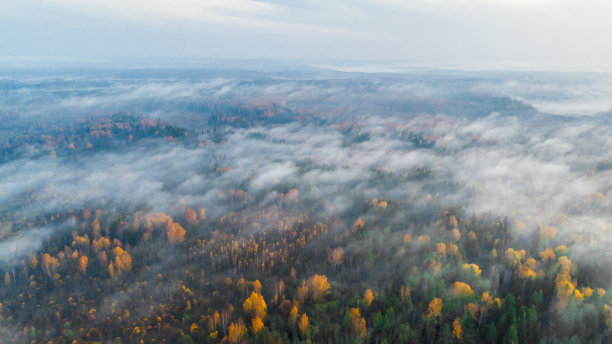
[1,0,612,69]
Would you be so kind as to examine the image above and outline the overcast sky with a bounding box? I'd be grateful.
[1,0,612,70]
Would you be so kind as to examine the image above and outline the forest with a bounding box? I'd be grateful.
[1,66,612,343]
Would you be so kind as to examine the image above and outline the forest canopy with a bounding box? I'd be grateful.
[1,66,612,343]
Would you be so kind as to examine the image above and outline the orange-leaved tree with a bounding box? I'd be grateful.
[185,206,198,224]
[167,222,186,243]
[363,289,374,307]
[307,274,330,302]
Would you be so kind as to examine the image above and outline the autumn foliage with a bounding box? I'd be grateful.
[243,292,267,319]
[449,282,474,298]
[298,313,309,335]
[307,274,331,302]
[349,308,367,337]
[167,222,186,243]
[427,297,443,319]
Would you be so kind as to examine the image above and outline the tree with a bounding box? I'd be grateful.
[253,280,262,293]
[532,289,543,305]
[30,254,38,269]
[167,222,186,243]
[403,234,412,243]
[518,306,528,340]
[298,313,309,335]
[307,274,331,302]
[452,228,461,241]
[221,308,232,336]
[328,247,344,270]
[363,289,374,307]
[463,263,481,278]
[427,298,443,319]
[78,255,88,274]
[189,322,199,334]
[383,307,395,332]
[505,323,518,344]
[243,292,267,319]
[450,282,473,298]
[488,322,498,344]
[209,311,220,332]
[273,279,285,303]
[465,303,478,319]
[518,264,536,280]
[400,285,411,303]
[289,306,299,324]
[251,316,264,334]
[91,219,101,236]
[185,207,197,224]
[112,247,132,273]
[539,248,555,262]
[555,258,576,311]
[349,308,367,338]
[108,262,116,278]
[505,248,523,267]
[92,236,110,252]
[452,318,463,342]
[297,283,308,304]
[73,234,89,248]
[228,321,246,344]
[436,242,447,256]
[353,219,365,228]
[449,243,460,256]
[41,253,59,277]
[554,245,568,257]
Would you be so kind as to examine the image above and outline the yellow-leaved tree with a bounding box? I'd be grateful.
[450,282,473,298]
[349,308,367,337]
[92,236,110,252]
[298,313,309,335]
[243,292,267,319]
[228,321,246,344]
[112,247,132,273]
[41,253,59,277]
[251,316,264,334]
[426,297,443,319]
[452,318,463,341]
[289,306,299,324]
[463,263,481,278]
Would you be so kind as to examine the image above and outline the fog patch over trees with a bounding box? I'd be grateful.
[1,66,612,342]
